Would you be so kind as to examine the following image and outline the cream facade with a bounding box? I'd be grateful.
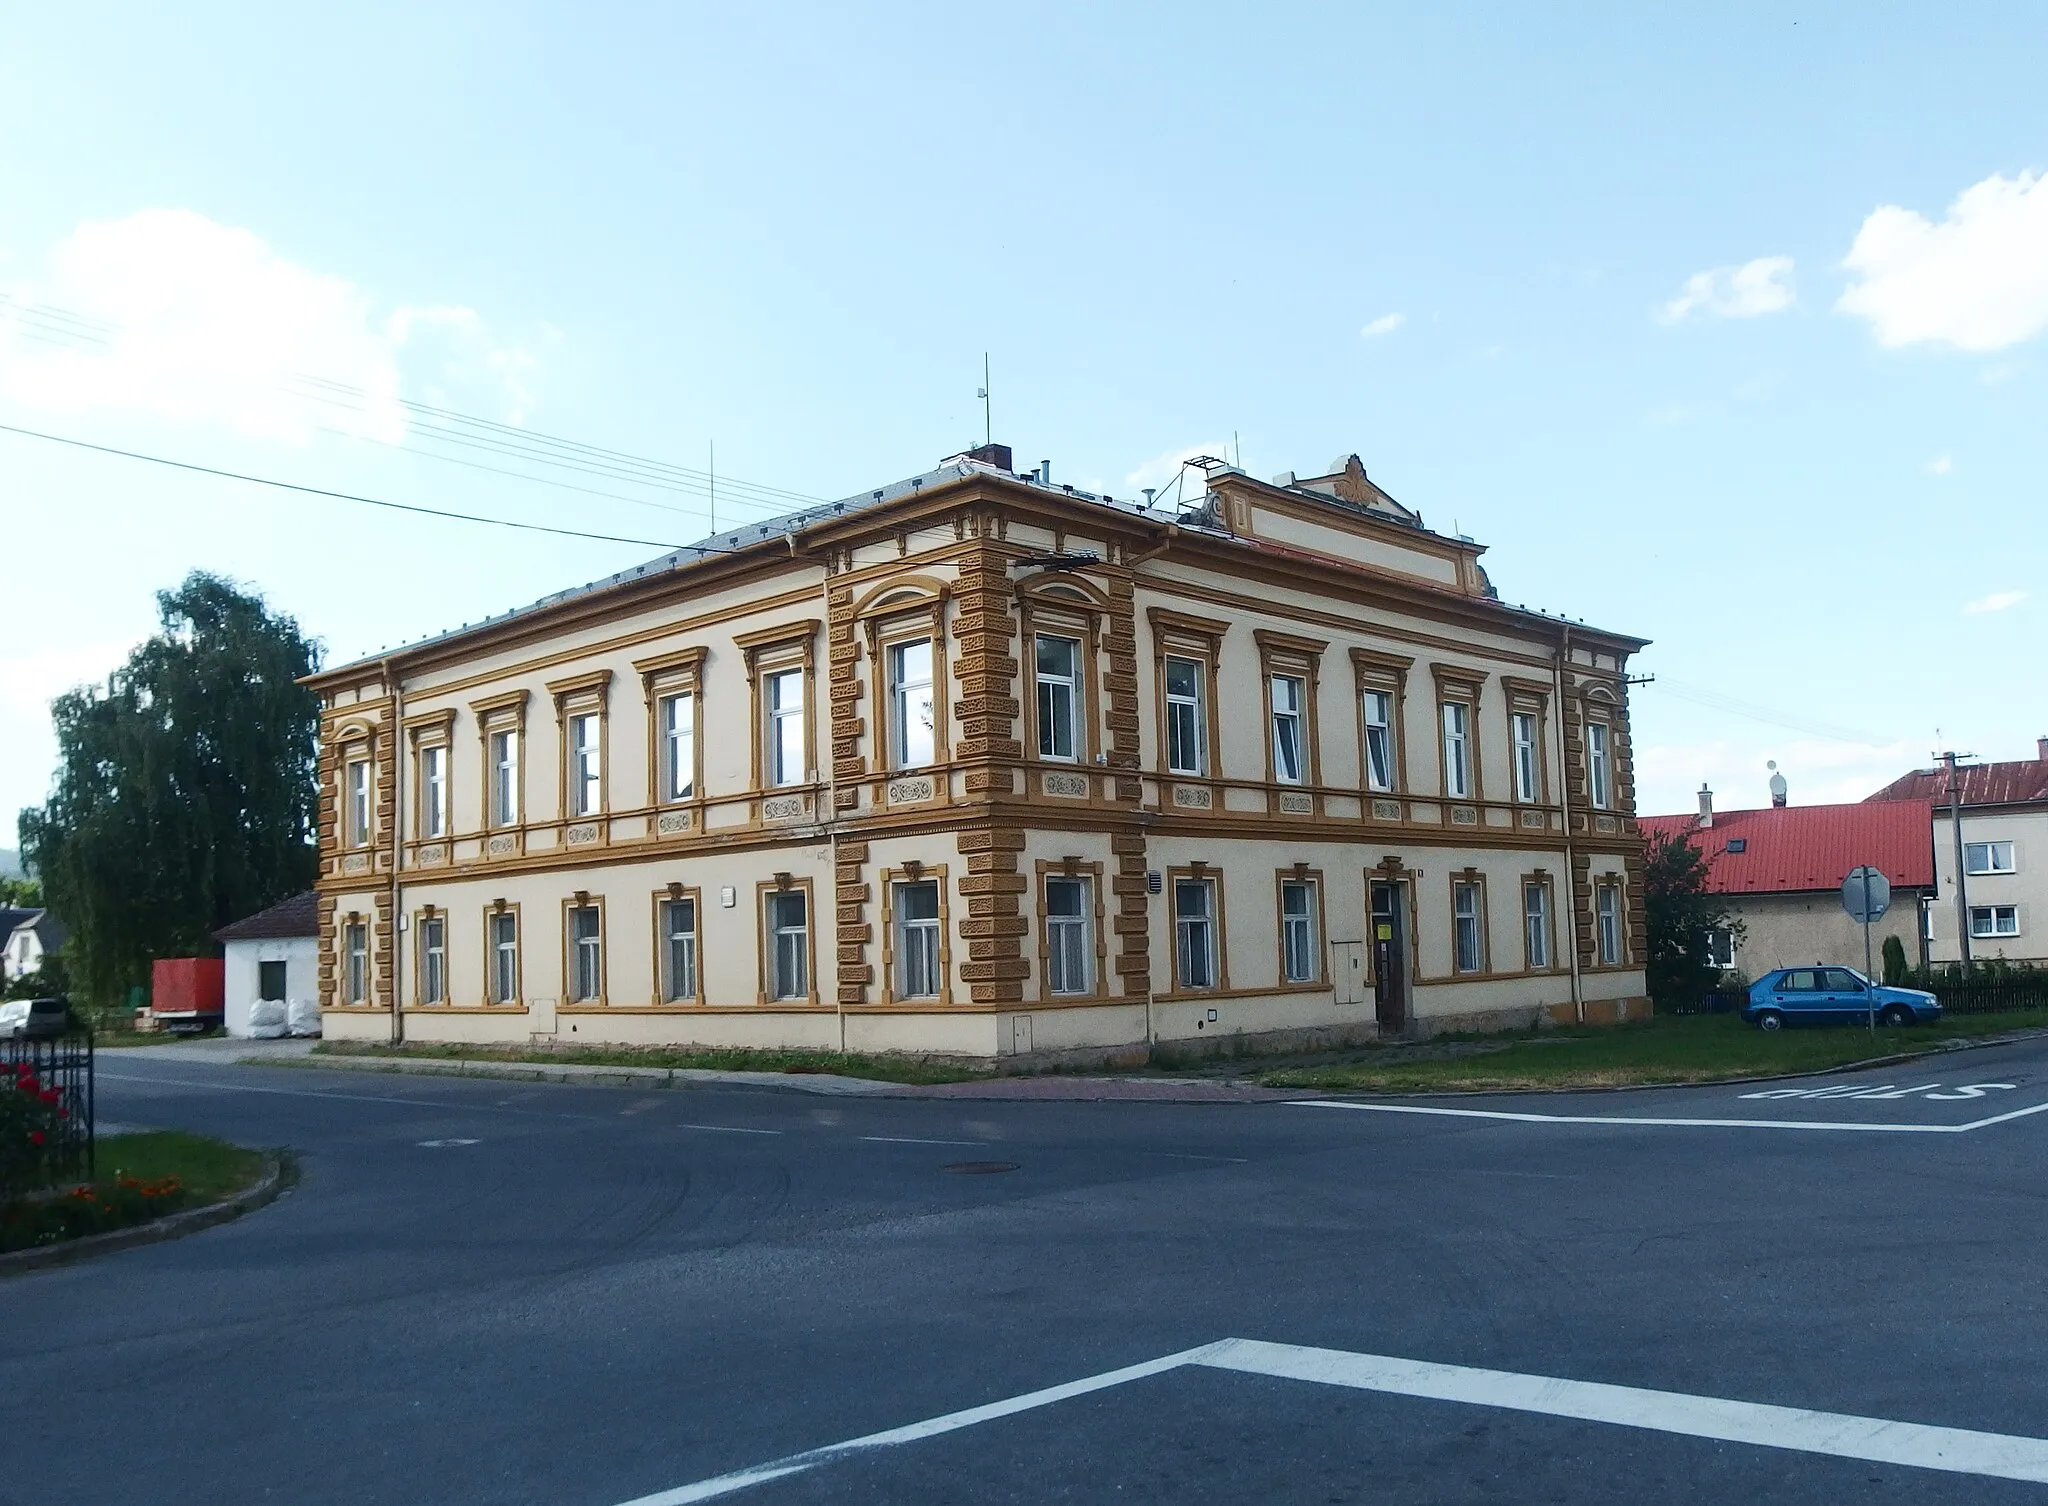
[309,449,1649,1060]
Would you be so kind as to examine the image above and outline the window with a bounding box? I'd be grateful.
[1174,878,1217,990]
[1441,702,1472,799]
[569,903,602,1002]
[1512,712,1539,803]
[661,897,698,1002]
[420,746,447,838]
[344,921,368,1003]
[1035,635,1080,761]
[490,911,519,1004]
[1587,721,1612,810]
[895,880,941,998]
[1523,882,1551,970]
[1452,881,1484,974]
[660,692,695,802]
[1597,883,1623,964]
[421,916,446,1004]
[1164,656,1207,777]
[258,959,288,1002]
[1045,876,1093,996]
[1971,905,2020,938]
[1280,880,1318,984]
[768,890,809,1000]
[890,639,936,769]
[1965,842,2016,875]
[767,669,806,786]
[1363,690,1396,792]
[490,729,520,826]
[1725,838,1747,854]
[1270,675,1306,784]
[347,760,371,847]
[569,713,601,816]
[1705,927,1735,969]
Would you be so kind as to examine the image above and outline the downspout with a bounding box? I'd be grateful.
[1123,522,1175,1053]
[385,657,406,1045]
[1555,627,1584,1025]
[792,527,848,1054]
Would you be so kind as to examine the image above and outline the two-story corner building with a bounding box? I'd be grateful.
[1868,743,2048,966]
[306,445,1649,1062]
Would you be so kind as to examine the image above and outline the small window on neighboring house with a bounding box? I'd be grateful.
[569,903,602,1002]
[1452,881,1484,973]
[1523,882,1551,970]
[661,691,695,802]
[1173,878,1218,990]
[421,746,447,838]
[768,890,809,999]
[1270,675,1307,784]
[1598,883,1623,964]
[1280,879,1318,984]
[662,897,698,1002]
[1587,721,1612,810]
[490,911,519,1003]
[1164,657,1207,777]
[1970,905,2020,938]
[1045,876,1093,996]
[767,670,807,787]
[1965,842,2016,875]
[421,916,446,1004]
[347,760,371,847]
[491,730,521,826]
[344,922,368,1004]
[890,639,936,769]
[1512,712,1539,802]
[1441,702,1472,800]
[1362,690,1397,792]
[569,713,602,816]
[258,959,288,1001]
[895,880,941,998]
[1035,635,1081,761]
[1705,926,1734,970]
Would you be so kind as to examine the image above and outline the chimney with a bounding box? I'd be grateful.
[960,442,1012,472]
[1697,784,1714,828]
[2038,735,2048,762]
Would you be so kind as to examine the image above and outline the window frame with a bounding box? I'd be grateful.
[855,587,952,795]
[1350,648,1414,800]
[1969,905,2021,938]
[1255,631,1327,799]
[1964,841,2016,876]
[471,688,530,836]
[1521,874,1554,972]
[1450,872,1489,975]
[757,879,818,1005]
[346,758,372,849]
[343,917,369,1004]
[1148,608,1228,787]
[1033,632,1084,764]
[1163,655,1209,778]
[635,645,708,812]
[887,637,938,771]
[884,872,947,1003]
[654,887,703,1005]
[1596,879,1625,966]
[1431,665,1486,804]
[485,903,522,1006]
[1586,717,1613,811]
[545,670,611,825]
[1276,870,1325,986]
[563,894,606,1005]
[417,909,446,1006]
[1039,867,1103,1000]
[1167,868,1227,994]
[1268,672,1308,786]
[489,727,521,828]
[735,621,821,796]
[1705,926,1735,970]
[405,709,456,846]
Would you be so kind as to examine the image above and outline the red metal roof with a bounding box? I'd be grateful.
[1638,800,1934,895]
[1866,758,2048,808]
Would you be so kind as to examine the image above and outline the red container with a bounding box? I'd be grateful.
[152,957,225,1016]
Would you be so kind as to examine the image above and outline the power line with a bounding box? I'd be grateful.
[1650,676,1890,747]
[0,421,723,551]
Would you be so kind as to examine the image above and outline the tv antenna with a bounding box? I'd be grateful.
[978,354,991,447]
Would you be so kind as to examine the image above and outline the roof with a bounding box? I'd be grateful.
[312,450,1647,683]
[213,891,321,943]
[1638,800,1935,895]
[1866,757,2048,808]
[0,907,35,941]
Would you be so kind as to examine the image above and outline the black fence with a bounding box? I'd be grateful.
[1929,977,2048,1016]
[1664,990,1747,1016]
[3,1028,95,1186]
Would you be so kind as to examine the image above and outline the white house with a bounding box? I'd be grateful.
[212,892,321,1037]
[3,909,67,984]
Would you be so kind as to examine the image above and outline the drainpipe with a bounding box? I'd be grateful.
[385,658,406,1046]
[1555,627,1584,1025]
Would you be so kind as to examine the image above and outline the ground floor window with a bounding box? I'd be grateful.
[1970,905,2020,938]
[1045,876,1093,995]
[895,880,941,998]
[1280,879,1318,983]
[421,916,446,1004]
[1452,881,1485,974]
[1174,877,1218,990]
[569,902,603,1002]
[344,922,368,1004]
[1705,926,1735,969]
[662,897,698,1002]
[258,958,288,1001]
[768,890,809,1000]
[491,910,519,1004]
[1522,882,1551,971]
[1597,883,1624,965]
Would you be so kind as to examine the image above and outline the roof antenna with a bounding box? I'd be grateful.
[978,354,991,447]
[708,440,716,535]
[1233,431,1241,469]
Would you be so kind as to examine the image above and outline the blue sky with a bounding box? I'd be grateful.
[3,3,2045,838]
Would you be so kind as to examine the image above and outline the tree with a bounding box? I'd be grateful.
[1881,934,1909,985]
[18,573,323,1011]
[1643,827,1745,1012]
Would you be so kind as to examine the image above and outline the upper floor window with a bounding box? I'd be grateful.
[1441,702,1472,800]
[569,713,602,816]
[1363,690,1396,793]
[894,880,941,998]
[661,691,695,802]
[1173,877,1219,991]
[1270,675,1307,785]
[1164,656,1207,777]
[1045,876,1093,996]
[1280,878,1319,984]
[1587,720,1612,810]
[346,760,371,847]
[420,745,447,838]
[890,638,936,769]
[1036,635,1081,761]
[490,729,521,827]
[1512,712,1540,803]
[1965,841,2016,875]
[1597,882,1623,964]
[767,669,806,787]
[1971,905,2020,938]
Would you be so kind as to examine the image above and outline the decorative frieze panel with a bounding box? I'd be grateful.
[1278,791,1314,816]
[341,852,370,875]
[416,844,447,866]
[762,793,812,822]
[1450,805,1480,826]
[887,776,935,805]
[1521,810,1547,830]
[1371,799,1405,822]
[656,809,693,836]
[565,822,600,846]
[1171,784,1212,809]
[1043,771,1088,799]
[486,833,519,856]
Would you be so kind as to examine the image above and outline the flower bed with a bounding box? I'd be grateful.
[1,1132,267,1255]
[1,1174,189,1252]
[1,1061,74,1201]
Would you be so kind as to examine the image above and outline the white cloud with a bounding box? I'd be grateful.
[1123,442,1230,508]
[0,208,535,443]
[1963,590,2026,616]
[1658,256,1796,323]
[1359,312,1404,339]
[1926,454,1952,475]
[1837,169,2048,351]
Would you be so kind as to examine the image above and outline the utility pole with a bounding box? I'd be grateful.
[1939,750,1975,969]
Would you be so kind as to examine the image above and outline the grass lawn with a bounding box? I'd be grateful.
[1,1131,269,1254]
[1257,1009,2048,1094]
[311,1039,993,1086]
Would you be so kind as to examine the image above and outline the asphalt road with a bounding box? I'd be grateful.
[11,1035,2048,1505]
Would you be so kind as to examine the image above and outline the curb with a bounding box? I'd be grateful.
[0,1150,295,1277]
[278,1053,904,1097]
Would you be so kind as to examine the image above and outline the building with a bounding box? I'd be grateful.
[1867,741,2048,965]
[3,908,67,984]
[212,892,321,1037]
[1641,785,1934,980]
[306,447,1649,1061]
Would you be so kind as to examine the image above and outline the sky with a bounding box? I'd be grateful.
[3,3,2045,845]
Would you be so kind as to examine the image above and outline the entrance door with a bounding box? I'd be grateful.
[1369,880,1408,1033]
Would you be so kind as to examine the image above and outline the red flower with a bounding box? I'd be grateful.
[29,1131,44,1145]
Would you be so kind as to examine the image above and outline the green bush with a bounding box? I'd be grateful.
[1881,935,1909,985]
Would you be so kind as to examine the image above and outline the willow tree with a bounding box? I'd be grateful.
[19,573,322,1010]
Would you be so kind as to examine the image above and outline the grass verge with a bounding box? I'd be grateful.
[310,1039,992,1086]
[1257,1009,2048,1094]
[1,1131,269,1254]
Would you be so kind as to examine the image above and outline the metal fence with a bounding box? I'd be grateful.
[2,1028,95,1185]
[1929,977,2048,1016]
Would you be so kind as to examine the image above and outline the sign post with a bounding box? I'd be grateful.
[1841,866,1892,1032]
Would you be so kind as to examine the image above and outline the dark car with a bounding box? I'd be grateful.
[1742,967,1941,1031]
[0,997,75,1039]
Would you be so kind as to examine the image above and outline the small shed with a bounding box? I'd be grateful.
[212,892,321,1038]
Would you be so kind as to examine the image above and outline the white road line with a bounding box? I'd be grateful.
[1201,1339,2048,1484]
[1288,1099,2048,1134]
[677,1123,782,1136]
[860,1135,985,1147]
[611,1343,1233,1504]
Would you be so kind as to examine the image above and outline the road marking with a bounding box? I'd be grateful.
[1290,1098,2048,1134]
[860,1135,985,1147]
[616,1336,2048,1502]
[678,1123,781,1136]
[1740,1082,2016,1102]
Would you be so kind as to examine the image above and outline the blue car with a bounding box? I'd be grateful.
[1743,967,1942,1031]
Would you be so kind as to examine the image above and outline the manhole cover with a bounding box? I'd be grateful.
[942,1160,1019,1175]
